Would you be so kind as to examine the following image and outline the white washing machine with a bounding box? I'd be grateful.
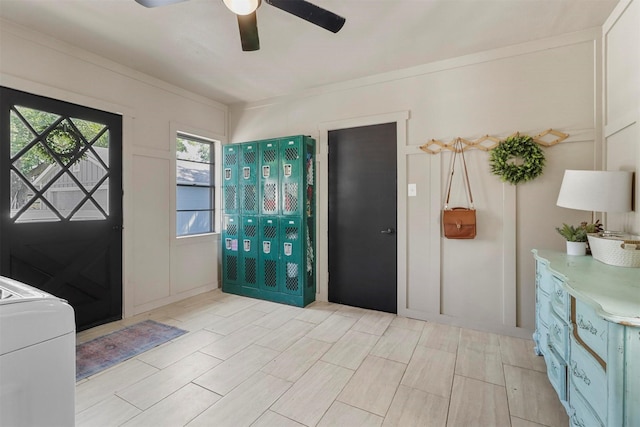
[0,276,76,427]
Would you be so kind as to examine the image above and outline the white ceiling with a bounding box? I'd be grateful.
[0,0,618,105]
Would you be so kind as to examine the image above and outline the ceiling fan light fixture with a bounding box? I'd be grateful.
[223,0,260,15]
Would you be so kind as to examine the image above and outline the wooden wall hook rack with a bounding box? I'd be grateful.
[419,129,569,154]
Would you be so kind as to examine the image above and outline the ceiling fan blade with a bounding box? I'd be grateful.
[134,0,189,8]
[265,0,345,33]
[237,12,260,51]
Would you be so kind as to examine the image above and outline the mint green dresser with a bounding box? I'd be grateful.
[532,250,640,427]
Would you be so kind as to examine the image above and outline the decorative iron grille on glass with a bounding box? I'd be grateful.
[9,105,112,223]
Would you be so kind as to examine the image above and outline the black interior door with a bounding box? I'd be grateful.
[0,87,123,331]
[328,123,397,313]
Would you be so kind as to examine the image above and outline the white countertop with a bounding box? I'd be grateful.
[533,249,640,326]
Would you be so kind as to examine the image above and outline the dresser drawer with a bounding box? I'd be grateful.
[548,310,569,360]
[569,338,607,424]
[544,346,567,401]
[534,322,549,356]
[573,299,608,363]
[537,289,551,328]
[536,260,554,294]
[550,275,569,321]
[569,383,604,427]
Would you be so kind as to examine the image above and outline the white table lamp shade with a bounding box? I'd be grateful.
[556,170,633,213]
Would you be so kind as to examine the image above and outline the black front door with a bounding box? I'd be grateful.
[0,87,123,331]
[328,123,397,313]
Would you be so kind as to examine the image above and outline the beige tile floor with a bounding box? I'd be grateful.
[75,290,569,427]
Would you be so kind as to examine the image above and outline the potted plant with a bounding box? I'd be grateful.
[555,221,602,256]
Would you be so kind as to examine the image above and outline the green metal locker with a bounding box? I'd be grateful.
[222,145,239,214]
[222,136,315,307]
[240,216,259,289]
[240,143,259,215]
[222,215,240,287]
[280,217,302,296]
[279,216,316,306]
[258,217,280,293]
[304,216,316,304]
[280,136,302,216]
[260,139,279,216]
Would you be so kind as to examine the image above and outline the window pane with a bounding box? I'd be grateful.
[177,137,211,162]
[177,159,211,186]
[177,211,211,236]
[70,198,107,221]
[176,134,215,236]
[177,186,211,211]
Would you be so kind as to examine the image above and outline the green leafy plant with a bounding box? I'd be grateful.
[555,221,602,242]
[582,220,603,234]
[556,223,587,242]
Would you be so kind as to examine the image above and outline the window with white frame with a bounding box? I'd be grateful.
[176,133,216,236]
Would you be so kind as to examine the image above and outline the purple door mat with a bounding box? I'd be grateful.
[76,319,187,381]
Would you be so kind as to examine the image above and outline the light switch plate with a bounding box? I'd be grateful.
[408,183,417,197]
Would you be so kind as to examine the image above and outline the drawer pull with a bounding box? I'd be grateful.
[577,314,599,336]
[571,361,591,385]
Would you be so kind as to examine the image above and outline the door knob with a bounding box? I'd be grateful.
[380,228,394,234]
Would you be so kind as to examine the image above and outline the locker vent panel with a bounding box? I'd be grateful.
[285,227,298,240]
[285,147,298,160]
[225,186,237,210]
[265,260,277,288]
[224,152,237,165]
[264,225,277,239]
[286,262,299,291]
[226,255,237,281]
[227,223,238,235]
[263,183,277,213]
[245,258,257,284]
[244,225,257,237]
[263,149,276,163]
[284,183,298,213]
[244,151,256,164]
[243,185,257,211]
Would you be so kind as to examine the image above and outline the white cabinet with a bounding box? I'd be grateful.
[532,250,640,427]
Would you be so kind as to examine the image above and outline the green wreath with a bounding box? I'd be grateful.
[489,135,545,185]
[44,123,83,164]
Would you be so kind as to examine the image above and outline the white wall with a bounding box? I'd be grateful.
[2,3,634,336]
[0,21,228,317]
[229,30,604,337]
[603,0,640,234]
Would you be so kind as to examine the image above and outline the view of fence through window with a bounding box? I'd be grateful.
[10,105,110,223]
[176,134,215,236]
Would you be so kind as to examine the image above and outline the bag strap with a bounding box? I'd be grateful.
[444,141,458,208]
[458,141,474,207]
[444,139,474,209]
